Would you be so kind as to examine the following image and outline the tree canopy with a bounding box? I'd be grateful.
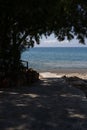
[0,0,87,72]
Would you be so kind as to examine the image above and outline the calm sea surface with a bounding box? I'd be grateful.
[21,47,87,72]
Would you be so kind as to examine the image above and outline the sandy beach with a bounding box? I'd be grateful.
[1,71,87,130]
[40,71,87,79]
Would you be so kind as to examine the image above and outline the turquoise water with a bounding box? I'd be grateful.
[21,47,87,72]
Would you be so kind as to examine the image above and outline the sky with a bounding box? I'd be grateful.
[35,34,87,47]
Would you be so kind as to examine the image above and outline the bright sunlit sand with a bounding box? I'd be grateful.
[40,71,87,79]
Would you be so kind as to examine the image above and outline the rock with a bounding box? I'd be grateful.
[25,68,39,85]
[67,77,87,87]
[63,76,87,97]
[0,68,39,87]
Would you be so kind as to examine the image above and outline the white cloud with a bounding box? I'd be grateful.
[60,40,69,44]
[43,39,69,44]
[35,34,87,47]
[43,39,57,44]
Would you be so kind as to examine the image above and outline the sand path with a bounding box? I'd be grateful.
[0,74,87,130]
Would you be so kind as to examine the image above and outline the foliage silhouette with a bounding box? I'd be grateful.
[0,0,87,79]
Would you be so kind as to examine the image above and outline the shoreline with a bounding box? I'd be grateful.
[39,70,87,79]
[39,68,87,74]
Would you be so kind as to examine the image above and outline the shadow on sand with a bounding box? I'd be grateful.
[0,77,87,130]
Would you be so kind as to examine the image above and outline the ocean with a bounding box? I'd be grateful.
[21,47,87,72]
